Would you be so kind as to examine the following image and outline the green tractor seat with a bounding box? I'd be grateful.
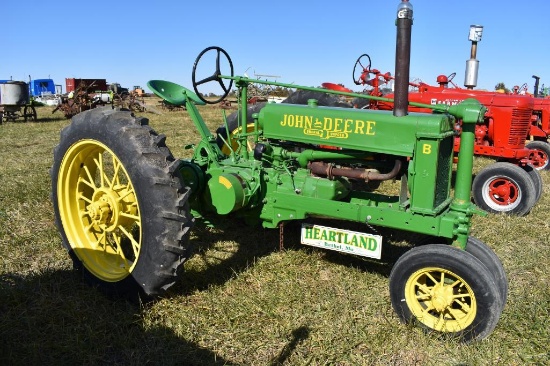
[147,80,205,106]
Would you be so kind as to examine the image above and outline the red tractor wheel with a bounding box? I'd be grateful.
[472,162,537,216]
[526,141,550,171]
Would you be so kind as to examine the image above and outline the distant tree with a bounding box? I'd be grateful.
[494,82,510,93]
[271,86,291,97]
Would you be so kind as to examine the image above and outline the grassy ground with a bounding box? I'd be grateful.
[0,102,549,365]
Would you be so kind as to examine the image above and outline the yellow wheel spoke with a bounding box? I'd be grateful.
[120,212,140,221]
[417,283,432,295]
[78,193,93,204]
[111,233,130,269]
[93,155,103,187]
[452,298,472,312]
[117,187,135,201]
[93,154,111,188]
[446,307,468,322]
[452,293,472,300]
[81,166,97,189]
[450,279,462,288]
[425,272,439,285]
[95,230,107,249]
[118,225,140,258]
[110,157,122,188]
[84,221,96,232]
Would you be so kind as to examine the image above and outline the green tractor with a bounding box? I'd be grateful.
[51,1,506,342]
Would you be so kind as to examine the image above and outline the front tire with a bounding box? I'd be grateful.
[526,140,550,171]
[472,162,537,216]
[51,107,193,298]
[389,244,502,342]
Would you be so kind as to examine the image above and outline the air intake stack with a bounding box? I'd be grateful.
[464,25,483,89]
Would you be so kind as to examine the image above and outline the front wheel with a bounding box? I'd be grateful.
[526,140,550,171]
[51,107,194,298]
[389,244,502,342]
[472,162,537,216]
[23,105,37,122]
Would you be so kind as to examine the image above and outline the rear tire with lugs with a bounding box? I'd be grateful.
[51,107,193,298]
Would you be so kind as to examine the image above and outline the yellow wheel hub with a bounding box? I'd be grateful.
[405,267,477,332]
[57,140,142,282]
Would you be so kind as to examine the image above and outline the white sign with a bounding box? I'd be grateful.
[301,224,382,259]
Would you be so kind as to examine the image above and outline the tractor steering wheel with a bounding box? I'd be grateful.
[519,83,528,92]
[447,72,456,82]
[353,54,372,85]
[192,46,234,104]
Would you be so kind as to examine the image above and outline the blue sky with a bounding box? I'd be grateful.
[2,1,549,95]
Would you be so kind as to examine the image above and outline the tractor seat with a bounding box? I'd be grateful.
[147,80,205,106]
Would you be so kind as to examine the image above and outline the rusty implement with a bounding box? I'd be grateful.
[52,81,112,119]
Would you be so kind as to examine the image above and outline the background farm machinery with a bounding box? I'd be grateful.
[319,24,548,216]
[0,81,37,123]
[52,79,111,119]
[53,79,145,118]
[51,1,506,342]
[509,76,550,147]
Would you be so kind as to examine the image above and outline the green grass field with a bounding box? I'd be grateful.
[1,102,549,365]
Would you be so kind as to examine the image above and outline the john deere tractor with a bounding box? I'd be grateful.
[51,1,506,342]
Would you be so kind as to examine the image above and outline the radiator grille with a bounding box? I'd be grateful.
[508,108,532,145]
[435,136,453,207]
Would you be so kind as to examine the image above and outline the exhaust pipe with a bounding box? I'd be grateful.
[308,160,402,182]
[533,75,540,98]
[394,0,414,117]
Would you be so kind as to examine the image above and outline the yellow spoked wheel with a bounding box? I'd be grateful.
[404,267,476,332]
[216,102,267,155]
[52,108,192,297]
[57,140,141,282]
[389,244,503,342]
[219,123,256,155]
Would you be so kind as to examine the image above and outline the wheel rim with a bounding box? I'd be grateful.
[57,139,141,282]
[405,267,477,332]
[482,176,521,211]
[527,149,549,170]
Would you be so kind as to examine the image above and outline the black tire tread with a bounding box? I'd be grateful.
[465,237,508,306]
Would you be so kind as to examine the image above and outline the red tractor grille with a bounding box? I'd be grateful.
[508,108,532,145]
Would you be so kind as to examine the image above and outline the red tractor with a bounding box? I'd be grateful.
[322,53,545,216]
[511,76,550,158]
